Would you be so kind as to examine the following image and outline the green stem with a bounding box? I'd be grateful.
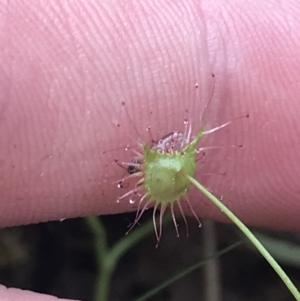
[185,175,300,301]
[85,216,111,301]
[86,215,172,301]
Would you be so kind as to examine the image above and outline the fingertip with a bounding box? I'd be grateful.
[0,285,80,301]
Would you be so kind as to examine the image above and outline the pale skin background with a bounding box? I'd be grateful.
[1,0,300,300]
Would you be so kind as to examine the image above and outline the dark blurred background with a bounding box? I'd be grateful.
[1,211,300,301]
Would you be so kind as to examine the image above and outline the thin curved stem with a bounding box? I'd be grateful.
[185,174,300,301]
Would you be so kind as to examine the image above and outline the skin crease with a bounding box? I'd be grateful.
[1,0,300,300]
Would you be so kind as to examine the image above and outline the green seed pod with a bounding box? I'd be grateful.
[143,141,196,203]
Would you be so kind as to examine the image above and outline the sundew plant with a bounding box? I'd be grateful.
[115,72,245,244]
[116,103,242,244]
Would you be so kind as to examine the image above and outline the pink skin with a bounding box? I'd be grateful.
[1,0,300,300]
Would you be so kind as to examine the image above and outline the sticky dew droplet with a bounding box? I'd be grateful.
[117,182,123,188]
[129,198,135,204]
